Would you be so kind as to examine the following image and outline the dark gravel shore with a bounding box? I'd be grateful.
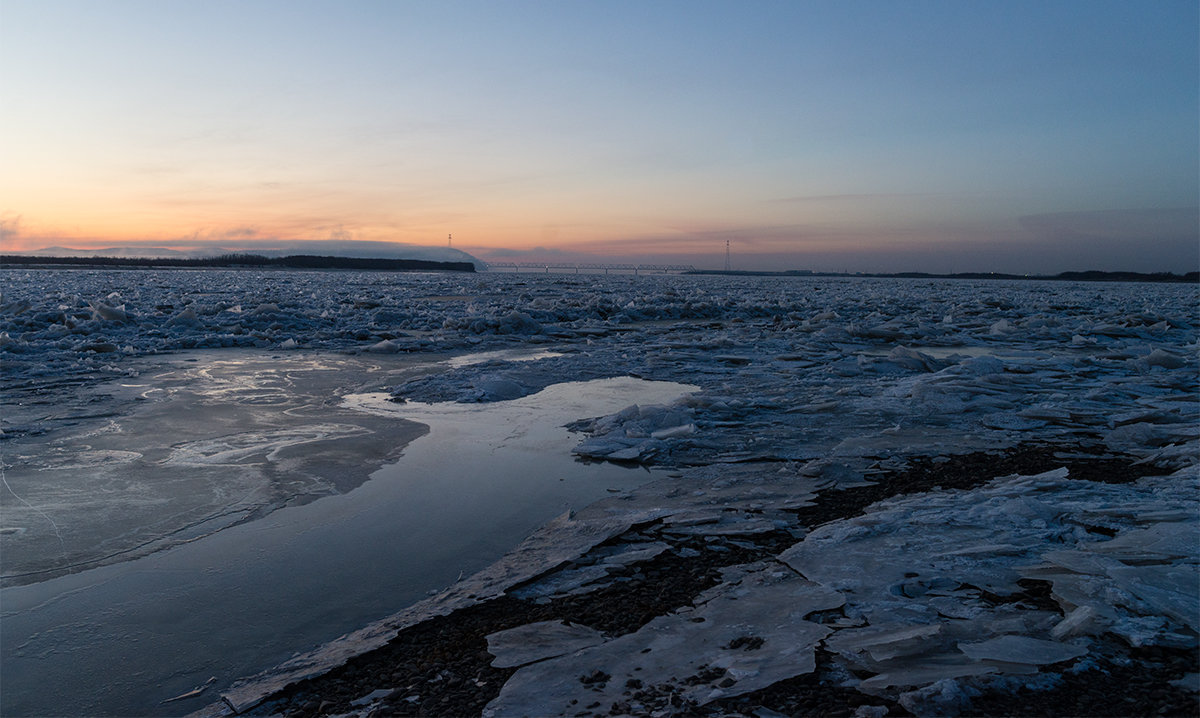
[246,444,1197,718]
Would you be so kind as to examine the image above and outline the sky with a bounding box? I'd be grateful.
[1,0,1197,273]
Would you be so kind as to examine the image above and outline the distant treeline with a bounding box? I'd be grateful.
[690,269,1199,283]
[0,253,476,273]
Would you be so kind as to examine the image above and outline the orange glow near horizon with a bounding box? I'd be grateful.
[0,213,664,255]
[2,2,1196,274]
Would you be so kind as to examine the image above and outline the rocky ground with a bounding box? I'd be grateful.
[244,444,1198,718]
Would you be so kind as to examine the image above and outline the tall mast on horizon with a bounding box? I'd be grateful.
[724,239,731,272]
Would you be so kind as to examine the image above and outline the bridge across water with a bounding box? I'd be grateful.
[484,261,695,274]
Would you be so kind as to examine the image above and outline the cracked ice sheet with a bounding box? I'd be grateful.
[622,462,824,513]
[1020,473,1200,645]
[957,635,1087,665]
[211,468,825,713]
[509,542,671,602]
[501,465,823,603]
[484,563,843,717]
[0,351,430,585]
[779,467,1199,700]
[486,621,607,668]
[11,273,1196,484]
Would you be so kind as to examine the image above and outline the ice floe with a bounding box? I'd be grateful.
[485,620,607,668]
[776,466,1198,708]
[485,564,843,717]
[472,465,1198,716]
[570,403,698,462]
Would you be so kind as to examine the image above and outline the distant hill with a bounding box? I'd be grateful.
[0,253,475,273]
[16,240,486,270]
[28,245,192,259]
[1052,270,1199,283]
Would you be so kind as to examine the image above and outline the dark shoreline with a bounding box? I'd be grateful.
[237,443,1197,718]
[4,256,1195,282]
[687,269,1200,283]
[0,254,477,273]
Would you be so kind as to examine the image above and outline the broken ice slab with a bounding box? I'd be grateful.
[1087,522,1198,563]
[927,596,984,620]
[570,402,700,461]
[829,426,1011,459]
[1106,421,1197,453]
[1106,564,1200,632]
[486,621,606,668]
[1134,439,1200,469]
[795,399,841,412]
[943,542,1029,557]
[1050,606,1106,639]
[777,465,1198,701]
[797,458,876,489]
[1039,549,1127,576]
[572,435,664,461]
[825,623,945,666]
[886,345,950,372]
[1027,521,1200,640]
[507,541,673,601]
[1033,572,1122,622]
[980,414,1047,431]
[857,655,998,692]
[660,516,787,537]
[650,423,696,439]
[1017,405,1073,423]
[608,445,652,461]
[779,490,1043,603]
[507,564,612,601]
[610,462,825,516]
[591,541,672,568]
[659,508,725,527]
[957,635,1087,665]
[484,564,843,717]
[498,466,825,602]
[974,608,1061,638]
[1109,407,1191,427]
[470,377,529,401]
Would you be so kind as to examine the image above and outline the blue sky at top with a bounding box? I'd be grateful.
[1,0,1196,271]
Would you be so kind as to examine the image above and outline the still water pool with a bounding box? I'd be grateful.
[0,349,695,717]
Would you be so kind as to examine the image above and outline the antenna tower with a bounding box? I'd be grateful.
[724,239,731,272]
[448,233,452,247]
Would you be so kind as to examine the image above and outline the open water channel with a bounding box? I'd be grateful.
[0,348,694,716]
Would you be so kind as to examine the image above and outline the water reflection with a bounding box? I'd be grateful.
[1,349,694,717]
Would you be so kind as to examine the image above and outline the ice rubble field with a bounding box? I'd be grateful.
[3,268,1196,468]
[2,268,1199,715]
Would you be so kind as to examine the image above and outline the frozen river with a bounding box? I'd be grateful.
[1,269,1196,716]
[1,348,694,716]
